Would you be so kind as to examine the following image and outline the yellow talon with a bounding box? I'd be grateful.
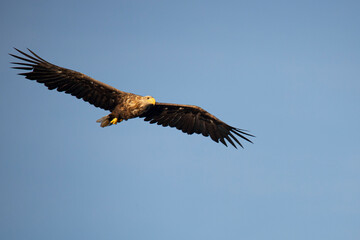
[110,118,118,125]
[110,118,123,125]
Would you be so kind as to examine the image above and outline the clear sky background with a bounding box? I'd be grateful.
[1,0,359,239]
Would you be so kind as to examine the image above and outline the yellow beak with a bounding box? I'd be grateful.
[148,97,156,105]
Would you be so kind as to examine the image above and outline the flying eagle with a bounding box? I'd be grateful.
[10,48,254,148]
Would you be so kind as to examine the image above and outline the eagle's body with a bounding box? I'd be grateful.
[97,94,156,127]
[10,48,254,148]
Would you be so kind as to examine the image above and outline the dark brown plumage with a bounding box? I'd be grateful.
[10,48,254,148]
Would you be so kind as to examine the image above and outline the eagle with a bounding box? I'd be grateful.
[10,48,254,148]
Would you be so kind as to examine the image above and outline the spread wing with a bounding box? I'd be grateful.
[10,48,124,111]
[141,103,254,148]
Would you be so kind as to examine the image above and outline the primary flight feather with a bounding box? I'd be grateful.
[10,48,254,148]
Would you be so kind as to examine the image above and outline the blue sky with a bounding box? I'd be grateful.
[1,0,359,239]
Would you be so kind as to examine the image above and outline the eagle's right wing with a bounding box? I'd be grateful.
[10,48,124,111]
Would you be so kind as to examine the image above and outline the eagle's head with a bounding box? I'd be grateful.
[143,96,156,106]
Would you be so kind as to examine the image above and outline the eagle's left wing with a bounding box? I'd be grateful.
[141,102,254,148]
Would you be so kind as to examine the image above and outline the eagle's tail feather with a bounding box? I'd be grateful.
[96,115,111,128]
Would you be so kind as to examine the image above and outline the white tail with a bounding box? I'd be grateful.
[96,115,111,127]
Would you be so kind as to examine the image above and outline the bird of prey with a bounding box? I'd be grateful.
[10,48,254,148]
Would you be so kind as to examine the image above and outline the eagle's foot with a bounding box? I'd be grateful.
[110,118,123,125]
